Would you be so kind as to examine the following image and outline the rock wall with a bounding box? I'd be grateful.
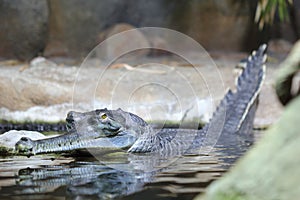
[170,0,258,51]
[0,0,48,60]
[0,0,285,60]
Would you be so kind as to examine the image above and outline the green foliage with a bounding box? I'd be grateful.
[255,0,293,29]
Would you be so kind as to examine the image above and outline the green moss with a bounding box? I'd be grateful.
[0,120,67,134]
[195,188,250,200]
[212,190,248,200]
[0,146,13,155]
[0,119,65,124]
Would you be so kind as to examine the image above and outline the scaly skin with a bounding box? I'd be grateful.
[16,109,150,155]
[15,45,267,156]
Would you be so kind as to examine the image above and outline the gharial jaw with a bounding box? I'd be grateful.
[15,108,149,156]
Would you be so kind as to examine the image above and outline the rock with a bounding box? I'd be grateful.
[294,1,300,37]
[97,23,173,58]
[171,0,257,51]
[275,40,300,105]
[124,0,179,27]
[96,23,150,59]
[97,23,136,42]
[0,57,78,110]
[1,0,299,59]
[268,39,293,54]
[0,130,47,154]
[44,0,126,58]
[44,0,258,58]
[147,36,171,56]
[0,53,282,127]
[29,57,57,68]
[0,103,88,123]
[0,0,48,60]
[44,0,181,58]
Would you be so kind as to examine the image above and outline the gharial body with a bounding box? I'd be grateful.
[15,45,267,156]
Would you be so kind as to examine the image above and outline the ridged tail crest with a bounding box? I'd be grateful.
[129,45,267,154]
[203,44,267,135]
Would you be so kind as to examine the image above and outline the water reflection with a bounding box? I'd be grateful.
[0,132,256,199]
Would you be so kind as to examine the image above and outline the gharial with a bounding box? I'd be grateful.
[15,45,267,156]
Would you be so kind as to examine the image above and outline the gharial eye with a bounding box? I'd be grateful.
[100,113,108,120]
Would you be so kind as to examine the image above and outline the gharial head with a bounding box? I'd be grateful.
[65,108,151,149]
[15,108,152,155]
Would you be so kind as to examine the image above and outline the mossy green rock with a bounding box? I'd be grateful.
[197,97,300,200]
[275,40,300,105]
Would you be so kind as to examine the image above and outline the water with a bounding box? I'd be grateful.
[0,131,259,200]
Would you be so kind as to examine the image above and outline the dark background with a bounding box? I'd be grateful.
[0,0,299,61]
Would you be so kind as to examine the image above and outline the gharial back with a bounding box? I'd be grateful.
[128,44,267,154]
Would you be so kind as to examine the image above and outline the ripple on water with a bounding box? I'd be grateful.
[0,131,263,199]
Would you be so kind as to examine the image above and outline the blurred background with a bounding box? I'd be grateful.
[0,0,295,129]
[0,0,298,61]
[0,1,299,199]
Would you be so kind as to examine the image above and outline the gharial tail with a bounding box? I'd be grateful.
[129,45,267,154]
[203,44,267,136]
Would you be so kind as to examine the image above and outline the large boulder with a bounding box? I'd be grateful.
[275,40,300,105]
[44,0,125,58]
[294,1,300,37]
[0,0,48,60]
[0,54,283,129]
[44,0,259,58]
[0,57,76,110]
[44,0,178,58]
[96,23,150,59]
[171,0,258,51]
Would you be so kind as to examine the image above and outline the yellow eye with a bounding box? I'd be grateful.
[100,113,107,119]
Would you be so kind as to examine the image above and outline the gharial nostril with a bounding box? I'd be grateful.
[66,111,84,122]
[20,137,29,141]
[66,117,74,124]
[67,111,75,119]
[66,112,76,124]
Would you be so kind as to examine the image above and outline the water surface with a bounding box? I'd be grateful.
[0,130,260,199]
